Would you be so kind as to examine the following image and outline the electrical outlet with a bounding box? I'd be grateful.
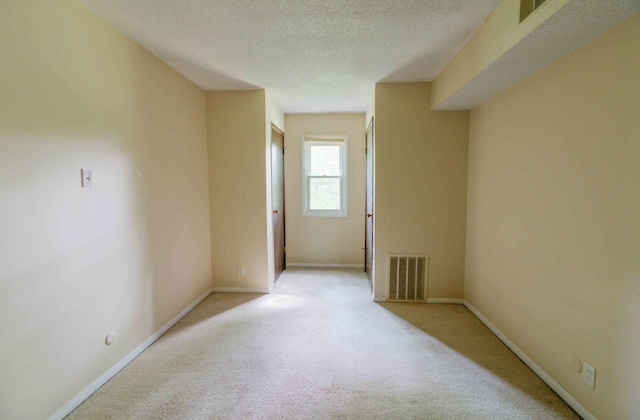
[237,265,245,276]
[583,361,596,389]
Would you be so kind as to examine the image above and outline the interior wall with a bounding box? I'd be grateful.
[284,113,366,266]
[206,90,270,291]
[374,83,469,300]
[0,1,212,418]
[465,14,640,419]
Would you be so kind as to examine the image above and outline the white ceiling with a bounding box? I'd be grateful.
[77,0,503,113]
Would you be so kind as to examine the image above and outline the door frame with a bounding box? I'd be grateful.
[271,123,286,282]
[364,117,374,292]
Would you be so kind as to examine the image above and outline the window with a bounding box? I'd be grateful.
[302,135,348,217]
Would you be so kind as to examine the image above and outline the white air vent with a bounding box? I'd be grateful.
[387,254,428,302]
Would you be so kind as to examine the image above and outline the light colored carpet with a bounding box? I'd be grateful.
[67,268,579,419]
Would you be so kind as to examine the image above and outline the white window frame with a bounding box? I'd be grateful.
[302,135,348,217]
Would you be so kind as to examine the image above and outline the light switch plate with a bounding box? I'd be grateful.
[583,361,596,389]
[81,169,92,188]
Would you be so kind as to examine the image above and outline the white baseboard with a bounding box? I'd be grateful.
[287,262,364,269]
[372,296,386,302]
[426,298,465,304]
[463,301,596,420]
[47,287,213,420]
[212,287,270,294]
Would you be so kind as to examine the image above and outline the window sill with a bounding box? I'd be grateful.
[303,210,348,218]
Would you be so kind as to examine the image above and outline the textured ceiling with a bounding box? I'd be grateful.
[77,0,502,113]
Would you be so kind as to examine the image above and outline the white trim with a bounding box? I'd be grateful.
[463,301,596,420]
[426,298,465,304]
[302,135,349,218]
[287,262,364,269]
[373,296,386,302]
[47,287,213,420]
[212,287,270,294]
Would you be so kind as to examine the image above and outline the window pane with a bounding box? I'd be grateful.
[309,177,341,210]
[309,145,340,176]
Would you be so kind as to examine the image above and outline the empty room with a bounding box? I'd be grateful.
[1,0,639,419]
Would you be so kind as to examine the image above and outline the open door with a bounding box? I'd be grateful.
[364,117,374,292]
[271,124,286,282]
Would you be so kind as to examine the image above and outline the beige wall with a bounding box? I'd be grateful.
[465,14,640,419]
[0,1,211,418]
[284,114,366,266]
[374,83,469,300]
[206,90,270,291]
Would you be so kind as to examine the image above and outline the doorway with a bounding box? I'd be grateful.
[364,117,374,292]
[271,124,286,282]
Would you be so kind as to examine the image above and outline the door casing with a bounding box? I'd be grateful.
[364,117,374,292]
[271,124,286,282]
